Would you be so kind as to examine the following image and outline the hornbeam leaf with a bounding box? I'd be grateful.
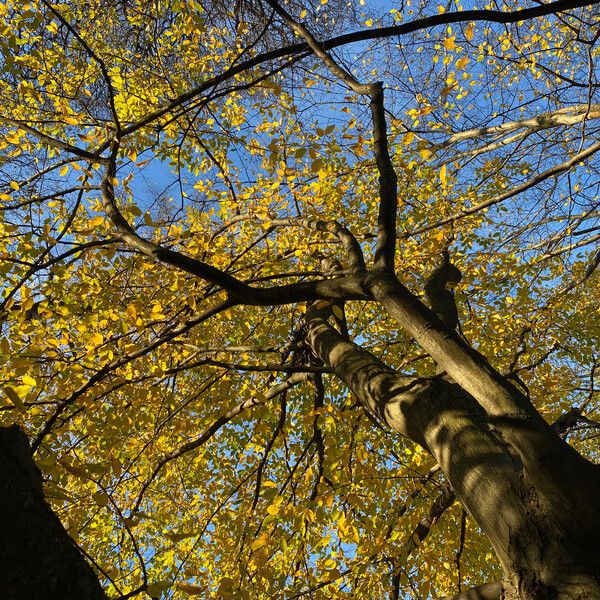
[4,386,25,411]
[332,305,344,320]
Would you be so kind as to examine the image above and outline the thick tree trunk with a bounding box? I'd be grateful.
[0,425,107,600]
[303,296,600,600]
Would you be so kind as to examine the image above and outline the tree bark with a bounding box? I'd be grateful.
[0,425,107,600]
[304,294,600,600]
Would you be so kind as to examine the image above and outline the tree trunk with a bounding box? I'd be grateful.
[303,292,600,600]
[0,424,107,600]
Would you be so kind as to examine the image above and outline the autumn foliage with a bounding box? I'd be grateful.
[0,1,599,599]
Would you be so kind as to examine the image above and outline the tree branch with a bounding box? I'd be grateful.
[365,272,600,522]
[302,307,548,571]
[100,158,369,304]
[116,0,600,139]
[31,298,234,452]
[263,0,398,271]
[303,308,431,444]
[262,0,371,95]
[400,139,600,239]
[0,116,103,161]
[0,426,108,599]
[391,487,456,598]
[270,217,366,272]
[40,0,121,133]
[131,373,309,514]
[436,104,600,149]
[370,84,398,271]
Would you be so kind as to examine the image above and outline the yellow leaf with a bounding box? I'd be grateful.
[311,158,324,173]
[64,116,79,125]
[88,332,104,347]
[443,36,456,51]
[403,131,415,145]
[89,216,104,227]
[59,165,69,177]
[4,387,25,411]
[9,180,20,191]
[465,23,474,41]
[455,56,469,70]
[251,535,269,551]
[440,164,447,186]
[441,84,456,98]
[126,304,137,320]
[177,583,205,596]
[314,300,332,310]
[147,582,171,597]
[21,375,36,387]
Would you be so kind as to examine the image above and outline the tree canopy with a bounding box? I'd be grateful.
[1,1,599,599]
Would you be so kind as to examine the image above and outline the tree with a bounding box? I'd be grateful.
[0,0,599,598]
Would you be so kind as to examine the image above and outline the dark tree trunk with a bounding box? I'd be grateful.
[0,425,107,600]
